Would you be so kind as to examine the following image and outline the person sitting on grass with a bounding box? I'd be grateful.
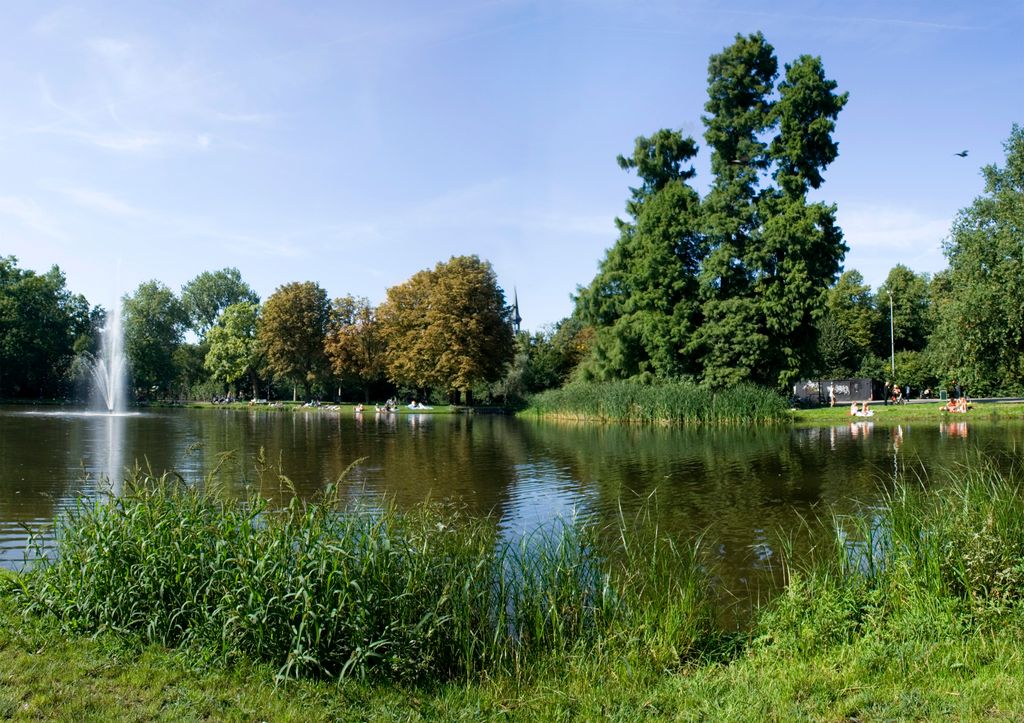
[942,397,968,413]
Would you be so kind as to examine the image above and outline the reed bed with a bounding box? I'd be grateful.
[13,467,721,683]
[525,380,789,425]
[757,457,1024,658]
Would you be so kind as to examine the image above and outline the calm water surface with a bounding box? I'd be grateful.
[0,406,1015,603]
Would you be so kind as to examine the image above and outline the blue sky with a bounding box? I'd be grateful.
[1,1,1021,328]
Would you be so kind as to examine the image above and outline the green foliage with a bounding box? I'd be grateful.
[205,302,263,397]
[258,282,330,400]
[891,350,937,392]
[495,321,596,404]
[122,280,187,399]
[930,125,1024,395]
[875,265,932,356]
[324,296,385,402]
[816,270,877,377]
[575,33,847,391]
[696,33,848,390]
[0,257,94,399]
[172,342,210,400]
[379,256,514,400]
[575,131,703,381]
[18,465,720,683]
[181,268,259,337]
[526,379,789,425]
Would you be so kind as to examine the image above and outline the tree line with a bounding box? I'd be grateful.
[0,256,518,405]
[3,32,1021,403]
[566,33,1024,398]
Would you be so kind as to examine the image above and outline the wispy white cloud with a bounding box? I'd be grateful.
[56,187,145,217]
[839,204,951,250]
[716,8,981,32]
[839,203,953,286]
[22,26,267,157]
[0,195,69,240]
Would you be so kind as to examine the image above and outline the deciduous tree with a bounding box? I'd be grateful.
[931,125,1024,395]
[379,256,514,403]
[205,302,263,397]
[181,268,259,337]
[122,280,187,398]
[817,270,877,377]
[325,296,385,402]
[874,265,932,357]
[0,258,92,398]
[258,282,329,400]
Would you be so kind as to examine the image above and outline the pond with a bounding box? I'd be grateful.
[0,406,1009,608]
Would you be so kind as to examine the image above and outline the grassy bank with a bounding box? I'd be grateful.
[791,400,1024,425]
[10,468,721,684]
[524,380,789,425]
[6,464,1024,718]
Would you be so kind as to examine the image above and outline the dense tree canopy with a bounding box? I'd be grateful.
[258,282,330,400]
[875,265,932,356]
[122,280,187,398]
[325,296,385,402]
[576,32,847,390]
[181,268,259,337]
[930,125,1024,395]
[0,257,93,399]
[379,255,514,401]
[817,270,876,377]
[575,130,703,381]
[205,302,263,397]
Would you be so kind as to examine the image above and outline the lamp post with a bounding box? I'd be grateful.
[888,290,895,376]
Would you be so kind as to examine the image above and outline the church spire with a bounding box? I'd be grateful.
[512,287,522,333]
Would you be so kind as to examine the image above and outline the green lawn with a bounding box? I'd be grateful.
[4,592,1024,721]
[791,400,1024,425]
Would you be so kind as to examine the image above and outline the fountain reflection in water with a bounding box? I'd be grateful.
[89,299,128,413]
[85,297,129,496]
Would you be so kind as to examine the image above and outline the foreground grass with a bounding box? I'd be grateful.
[5,582,1024,720]
[8,463,1024,718]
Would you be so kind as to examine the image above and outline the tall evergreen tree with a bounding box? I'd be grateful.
[696,34,847,389]
[575,130,703,380]
[576,32,848,390]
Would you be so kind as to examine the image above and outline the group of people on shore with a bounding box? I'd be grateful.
[355,397,433,413]
[849,401,874,417]
[942,396,970,414]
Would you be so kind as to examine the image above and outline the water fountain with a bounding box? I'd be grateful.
[89,299,128,413]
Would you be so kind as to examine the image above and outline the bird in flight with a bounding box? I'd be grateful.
[954,150,969,157]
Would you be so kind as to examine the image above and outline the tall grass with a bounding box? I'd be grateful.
[757,457,1024,656]
[525,380,789,425]
[14,466,722,683]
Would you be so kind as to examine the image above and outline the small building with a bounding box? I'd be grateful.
[792,378,884,407]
